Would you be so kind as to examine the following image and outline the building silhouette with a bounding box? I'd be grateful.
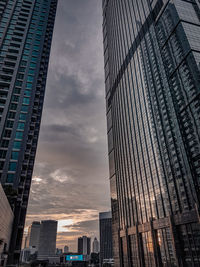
[64,245,69,253]
[92,237,99,254]
[37,220,57,260]
[77,236,91,256]
[27,221,40,250]
[102,0,200,266]
[0,0,58,264]
[99,212,113,266]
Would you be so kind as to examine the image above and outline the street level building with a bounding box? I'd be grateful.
[102,0,200,266]
[77,236,91,256]
[0,184,13,267]
[0,0,58,264]
[20,246,37,264]
[99,212,113,266]
[37,220,57,260]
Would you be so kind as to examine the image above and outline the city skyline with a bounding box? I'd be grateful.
[24,0,110,252]
[1,0,200,265]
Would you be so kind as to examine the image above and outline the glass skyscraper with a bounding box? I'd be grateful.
[0,0,57,264]
[102,0,200,266]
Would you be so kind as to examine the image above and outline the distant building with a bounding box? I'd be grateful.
[78,236,91,255]
[99,212,113,265]
[37,220,57,260]
[20,247,37,263]
[92,237,99,254]
[56,248,63,255]
[64,246,69,253]
[0,184,13,267]
[27,221,40,250]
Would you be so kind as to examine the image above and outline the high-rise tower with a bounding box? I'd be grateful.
[77,236,91,256]
[27,221,40,250]
[92,237,99,254]
[37,220,57,260]
[99,212,113,266]
[0,0,57,264]
[103,0,200,266]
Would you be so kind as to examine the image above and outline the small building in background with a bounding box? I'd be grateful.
[56,248,63,255]
[99,211,113,266]
[0,184,13,267]
[78,236,91,256]
[64,246,69,253]
[92,237,99,254]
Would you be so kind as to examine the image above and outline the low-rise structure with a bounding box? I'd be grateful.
[0,185,14,267]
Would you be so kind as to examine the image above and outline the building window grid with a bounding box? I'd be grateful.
[104,0,200,266]
[122,0,166,224]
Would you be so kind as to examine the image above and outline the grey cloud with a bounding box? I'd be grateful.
[67,220,99,232]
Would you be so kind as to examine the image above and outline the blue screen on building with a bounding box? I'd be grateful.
[66,255,83,261]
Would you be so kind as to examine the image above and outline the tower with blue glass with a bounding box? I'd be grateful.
[0,0,57,264]
[103,0,200,266]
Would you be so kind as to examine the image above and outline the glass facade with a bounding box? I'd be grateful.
[102,0,200,266]
[0,0,57,264]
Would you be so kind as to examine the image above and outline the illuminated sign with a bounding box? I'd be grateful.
[66,255,83,261]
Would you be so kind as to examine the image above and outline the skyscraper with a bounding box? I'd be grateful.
[102,0,200,266]
[92,237,99,254]
[37,220,57,260]
[77,236,91,256]
[27,221,40,250]
[99,212,113,266]
[0,0,57,264]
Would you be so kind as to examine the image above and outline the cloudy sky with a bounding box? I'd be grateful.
[25,0,110,252]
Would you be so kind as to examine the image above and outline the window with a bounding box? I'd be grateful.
[6,120,14,128]
[0,150,7,159]
[24,90,31,97]
[10,103,17,110]
[9,162,17,171]
[15,131,23,139]
[13,141,21,149]
[17,122,25,130]
[27,76,33,82]
[30,62,36,68]
[21,105,28,112]
[7,174,14,183]
[19,113,26,120]
[11,151,19,160]
[23,97,30,105]
[20,60,27,66]
[26,83,32,89]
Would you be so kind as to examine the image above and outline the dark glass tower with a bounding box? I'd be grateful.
[102,0,200,266]
[78,236,91,256]
[99,211,113,266]
[0,0,57,264]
